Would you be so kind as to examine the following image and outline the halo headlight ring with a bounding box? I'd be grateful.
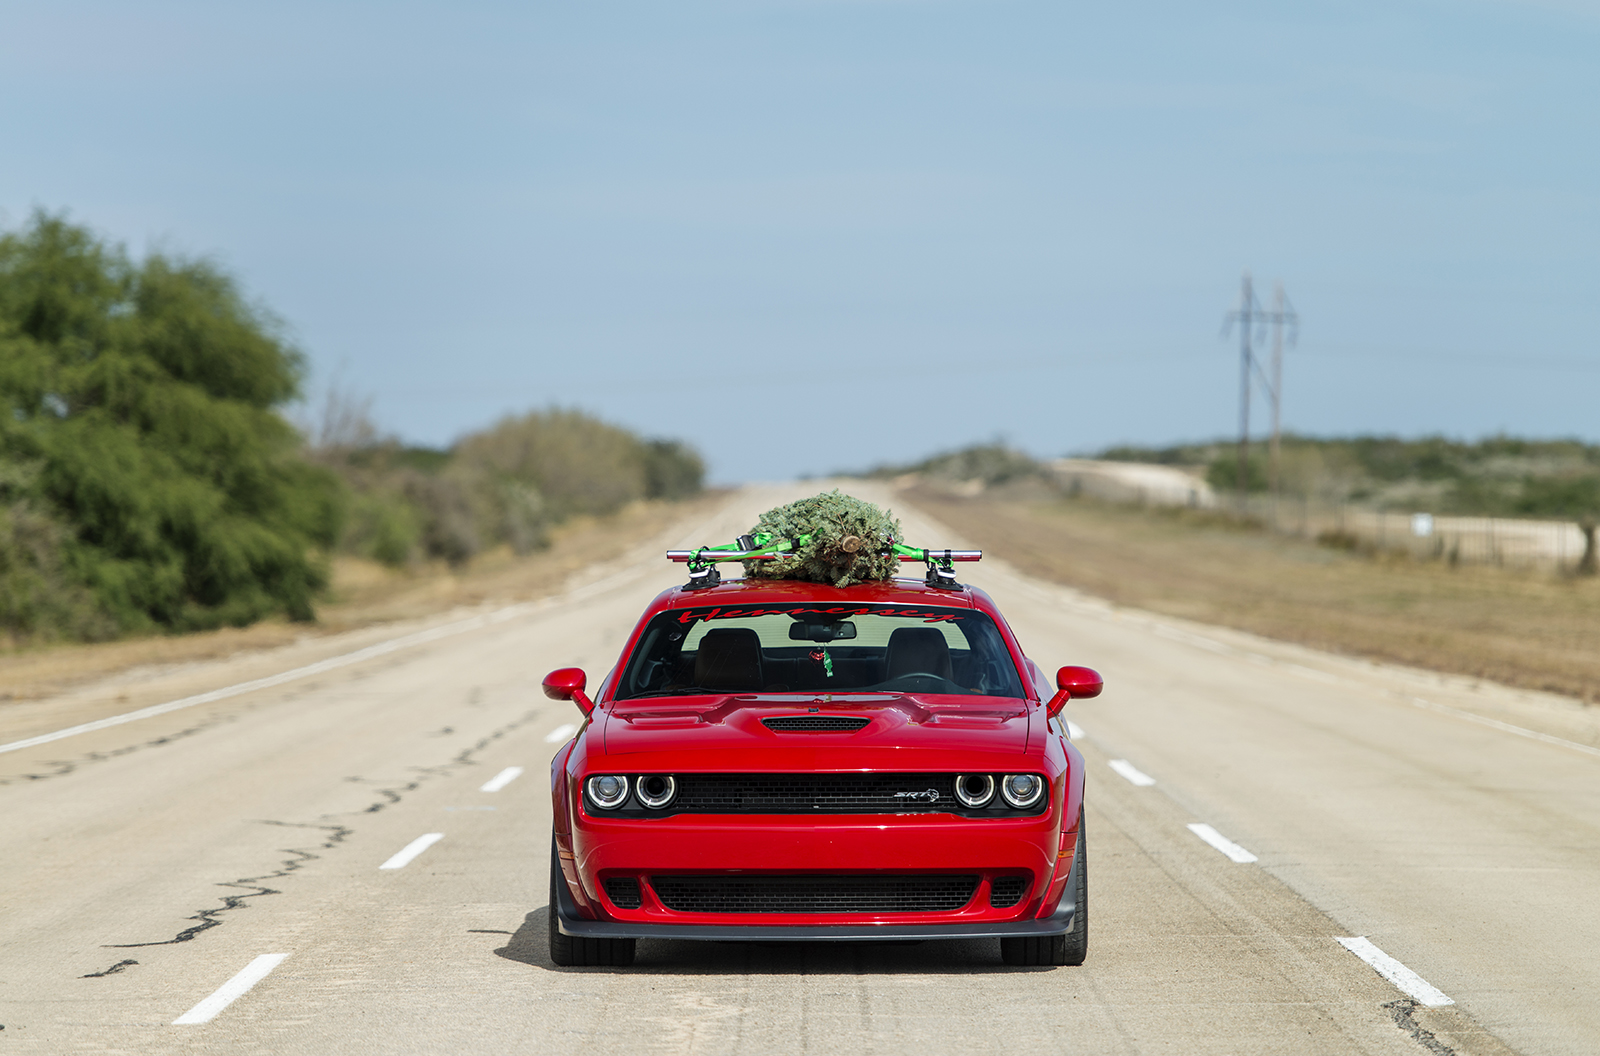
[636,774,677,809]
[1000,773,1045,809]
[586,774,630,809]
[954,773,996,809]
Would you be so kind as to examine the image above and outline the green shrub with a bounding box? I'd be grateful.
[862,443,1045,485]
[1205,451,1270,494]
[0,212,343,636]
[447,408,704,554]
[640,439,706,500]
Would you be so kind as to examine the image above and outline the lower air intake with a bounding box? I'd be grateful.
[650,874,978,914]
[603,876,643,909]
[989,876,1028,908]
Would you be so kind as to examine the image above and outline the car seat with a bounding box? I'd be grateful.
[884,627,953,681]
[694,628,765,691]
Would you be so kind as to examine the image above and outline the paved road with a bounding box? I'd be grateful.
[3,484,1595,1055]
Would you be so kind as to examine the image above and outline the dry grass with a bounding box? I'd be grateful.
[0,493,721,703]
[904,485,1600,704]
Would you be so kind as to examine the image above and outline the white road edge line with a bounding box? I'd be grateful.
[173,953,288,1025]
[0,604,548,757]
[1336,936,1454,1007]
[1405,695,1600,760]
[543,723,579,744]
[0,497,743,759]
[380,832,444,870]
[1187,822,1259,863]
[1065,720,1086,740]
[1108,759,1157,786]
[480,766,524,792]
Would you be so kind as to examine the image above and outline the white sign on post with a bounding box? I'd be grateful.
[1411,513,1434,538]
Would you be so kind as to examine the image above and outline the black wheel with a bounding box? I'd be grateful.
[1002,808,1086,967]
[548,840,636,967]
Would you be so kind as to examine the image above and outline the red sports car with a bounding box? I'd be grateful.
[542,569,1102,967]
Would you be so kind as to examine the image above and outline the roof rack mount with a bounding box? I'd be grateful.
[667,536,981,590]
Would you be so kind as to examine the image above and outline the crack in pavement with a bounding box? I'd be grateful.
[346,709,538,814]
[0,713,236,786]
[79,958,138,978]
[1385,999,1457,1056]
[83,708,542,973]
[102,821,352,950]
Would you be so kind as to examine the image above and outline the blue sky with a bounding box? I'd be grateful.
[2,0,1596,482]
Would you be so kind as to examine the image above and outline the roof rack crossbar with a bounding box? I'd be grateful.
[668,538,981,590]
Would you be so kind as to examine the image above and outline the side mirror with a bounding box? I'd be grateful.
[1046,665,1104,718]
[542,667,594,717]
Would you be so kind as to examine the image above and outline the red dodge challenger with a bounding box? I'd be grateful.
[543,572,1102,967]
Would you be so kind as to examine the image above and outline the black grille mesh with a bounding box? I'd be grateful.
[651,874,979,914]
[762,716,872,732]
[603,877,642,909]
[669,773,958,813]
[989,876,1028,908]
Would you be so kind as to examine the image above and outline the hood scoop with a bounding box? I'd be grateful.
[761,715,872,733]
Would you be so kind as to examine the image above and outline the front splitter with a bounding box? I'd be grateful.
[552,855,1078,942]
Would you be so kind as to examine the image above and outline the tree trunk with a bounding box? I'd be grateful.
[1579,518,1598,576]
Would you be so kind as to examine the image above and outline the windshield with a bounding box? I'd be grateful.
[614,603,1025,700]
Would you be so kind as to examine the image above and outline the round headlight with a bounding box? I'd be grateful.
[636,774,677,809]
[586,774,630,809]
[954,773,996,809]
[1000,773,1045,809]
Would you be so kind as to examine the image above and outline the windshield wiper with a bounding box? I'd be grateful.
[623,686,720,699]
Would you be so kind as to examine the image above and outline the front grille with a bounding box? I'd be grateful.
[587,773,1050,818]
[989,876,1028,908]
[603,877,642,909]
[762,716,872,732]
[651,874,979,914]
[670,773,957,813]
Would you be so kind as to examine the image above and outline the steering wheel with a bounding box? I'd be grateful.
[875,672,967,694]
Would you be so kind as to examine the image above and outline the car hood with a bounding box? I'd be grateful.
[600,693,1032,757]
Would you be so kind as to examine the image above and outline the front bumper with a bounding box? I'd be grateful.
[550,849,1080,942]
[565,810,1064,924]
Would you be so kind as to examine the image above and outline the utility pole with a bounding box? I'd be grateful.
[1221,271,1263,511]
[1264,282,1298,500]
[1222,272,1298,513]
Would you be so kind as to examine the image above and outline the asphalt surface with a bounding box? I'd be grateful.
[3,483,1596,1055]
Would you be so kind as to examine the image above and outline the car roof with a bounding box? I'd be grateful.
[654,576,984,612]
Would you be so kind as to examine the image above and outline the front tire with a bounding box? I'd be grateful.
[548,839,636,967]
[1002,808,1086,967]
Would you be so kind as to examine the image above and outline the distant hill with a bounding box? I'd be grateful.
[1098,435,1600,520]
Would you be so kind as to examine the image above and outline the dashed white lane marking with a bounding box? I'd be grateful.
[1337,937,1454,1007]
[544,723,579,744]
[1108,759,1156,786]
[173,953,288,1025]
[1187,822,1259,863]
[380,832,443,870]
[480,766,524,792]
[1066,720,1086,739]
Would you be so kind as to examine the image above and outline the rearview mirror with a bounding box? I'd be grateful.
[1046,665,1104,717]
[788,620,857,642]
[542,667,595,717]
